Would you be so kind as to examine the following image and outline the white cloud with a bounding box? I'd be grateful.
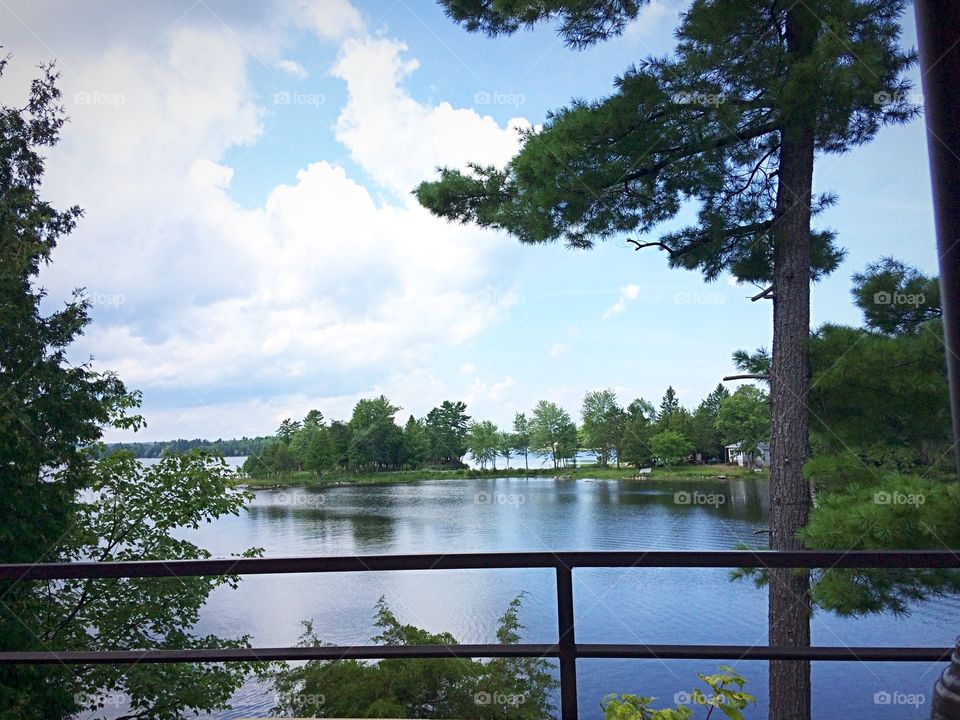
[276,58,308,77]
[3,3,538,440]
[602,284,641,319]
[548,343,569,359]
[289,0,365,41]
[460,363,477,375]
[622,0,682,41]
[331,36,531,195]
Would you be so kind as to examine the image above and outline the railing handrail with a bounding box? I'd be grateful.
[3,549,958,719]
[2,548,958,580]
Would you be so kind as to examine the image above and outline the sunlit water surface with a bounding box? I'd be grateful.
[111,463,955,719]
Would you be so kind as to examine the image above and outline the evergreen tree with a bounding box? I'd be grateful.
[417,4,915,715]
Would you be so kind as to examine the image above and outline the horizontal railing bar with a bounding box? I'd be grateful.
[0,643,950,665]
[575,644,953,662]
[0,644,560,665]
[2,550,959,580]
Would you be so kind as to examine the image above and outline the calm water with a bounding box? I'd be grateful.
[164,471,956,719]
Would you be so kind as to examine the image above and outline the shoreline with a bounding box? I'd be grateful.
[237,464,768,489]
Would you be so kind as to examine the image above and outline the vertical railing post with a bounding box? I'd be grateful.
[556,563,578,720]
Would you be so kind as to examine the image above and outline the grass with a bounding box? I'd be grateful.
[239,463,767,488]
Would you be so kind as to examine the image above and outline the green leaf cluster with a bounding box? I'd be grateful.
[273,594,556,718]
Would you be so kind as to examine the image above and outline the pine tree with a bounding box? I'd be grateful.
[417,3,916,716]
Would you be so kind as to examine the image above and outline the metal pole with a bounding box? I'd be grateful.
[915,0,960,481]
[556,564,578,720]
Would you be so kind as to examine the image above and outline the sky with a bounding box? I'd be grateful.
[0,0,940,442]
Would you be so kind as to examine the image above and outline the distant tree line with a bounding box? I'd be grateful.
[101,436,272,458]
[240,385,772,479]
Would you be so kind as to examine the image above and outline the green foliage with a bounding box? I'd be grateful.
[0,61,271,717]
[102,436,273,458]
[730,260,960,616]
[512,412,532,469]
[618,398,656,468]
[529,400,578,468]
[715,386,770,456]
[581,389,624,466]
[851,257,941,334]
[602,666,754,720]
[273,595,556,718]
[650,430,694,466]
[498,430,515,467]
[800,455,960,615]
[808,321,951,469]
[403,415,430,468]
[726,260,951,471]
[467,419,501,469]
[689,384,730,461]
[419,1,915,283]
[0,57,139,717]
[425,400,471,466]
[658,386,681,421]
[440,0,644,49]
[41,451,265,718]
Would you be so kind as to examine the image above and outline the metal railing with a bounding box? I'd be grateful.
[1,550,958,719]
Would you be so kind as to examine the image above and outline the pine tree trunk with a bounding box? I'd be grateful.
[768,7,816,720]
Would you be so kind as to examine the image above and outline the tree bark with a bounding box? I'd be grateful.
[768,6,817,720]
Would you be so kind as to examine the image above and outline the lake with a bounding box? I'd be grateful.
[167,471,955,718]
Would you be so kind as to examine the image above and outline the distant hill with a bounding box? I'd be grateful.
[102,436,272,458]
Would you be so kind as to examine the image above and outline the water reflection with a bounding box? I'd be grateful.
[164,476,951,719]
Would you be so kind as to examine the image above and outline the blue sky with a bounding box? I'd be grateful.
[1,0,938,441]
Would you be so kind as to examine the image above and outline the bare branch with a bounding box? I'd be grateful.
[723,374,770,381]
[627,238,675,257]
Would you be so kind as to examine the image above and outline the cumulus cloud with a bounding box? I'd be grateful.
[548,343,569,359]
[602,284,642,319]
[331,36,531,196]
[3,0,535,440]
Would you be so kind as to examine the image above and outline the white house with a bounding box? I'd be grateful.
[725,441,770,467]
